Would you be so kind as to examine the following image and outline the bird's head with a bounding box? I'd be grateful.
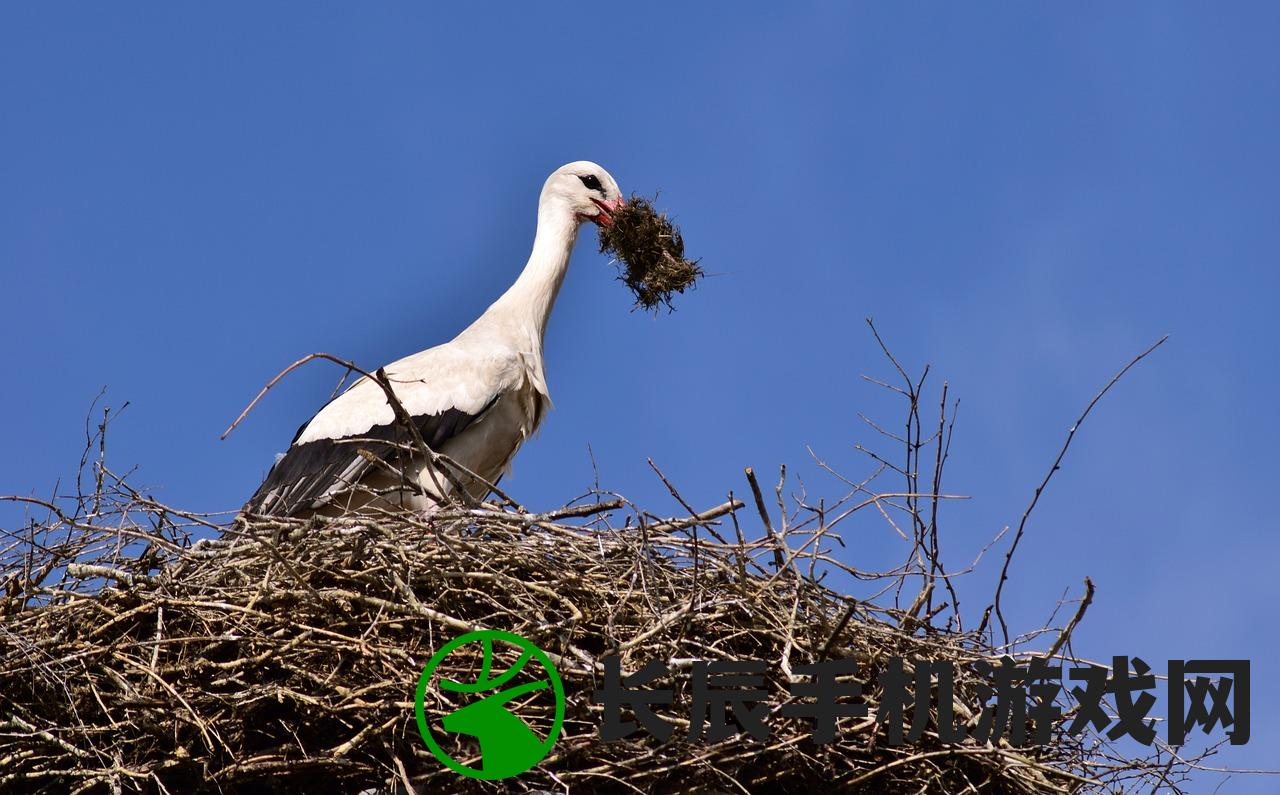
[541,161,625,227]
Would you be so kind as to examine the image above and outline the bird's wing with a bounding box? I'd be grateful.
[243,344,524,517]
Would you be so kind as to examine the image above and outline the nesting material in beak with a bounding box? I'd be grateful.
[597,193,703,312]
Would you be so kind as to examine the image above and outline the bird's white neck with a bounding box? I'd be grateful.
[485,199,582,345]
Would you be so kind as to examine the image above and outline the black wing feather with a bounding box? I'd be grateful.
[242,403,492,517]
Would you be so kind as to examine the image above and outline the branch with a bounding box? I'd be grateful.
[221,352,371,440]
[991,335,1168,645]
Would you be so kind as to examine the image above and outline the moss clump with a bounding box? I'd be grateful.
[598,193,702,311]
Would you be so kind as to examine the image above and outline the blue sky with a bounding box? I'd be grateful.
[3,3,1278,789]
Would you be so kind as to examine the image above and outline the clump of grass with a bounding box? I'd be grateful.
[598,193,703,311]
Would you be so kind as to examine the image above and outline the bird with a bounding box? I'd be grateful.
[242,161,624,518]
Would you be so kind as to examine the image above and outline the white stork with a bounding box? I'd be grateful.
[243,161,624,517]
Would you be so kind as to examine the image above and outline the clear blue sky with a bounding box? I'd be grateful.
[3,3,1277,789]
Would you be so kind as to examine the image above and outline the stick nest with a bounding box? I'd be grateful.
[598,194,703,312]
[0,491,1177,795]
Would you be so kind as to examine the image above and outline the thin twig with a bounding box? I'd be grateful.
[991,335,1168,645]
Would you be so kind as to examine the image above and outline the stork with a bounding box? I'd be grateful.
[242,161,624,517]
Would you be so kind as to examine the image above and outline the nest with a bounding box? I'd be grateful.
[598,194,703,311]
[2,501,1078,794]
[0,489,1199,793]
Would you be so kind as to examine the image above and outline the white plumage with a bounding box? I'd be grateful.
[244,161,624,517]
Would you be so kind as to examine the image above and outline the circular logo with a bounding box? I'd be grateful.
[414,630,565,780]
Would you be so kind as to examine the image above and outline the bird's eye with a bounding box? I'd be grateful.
[578,174,603,192]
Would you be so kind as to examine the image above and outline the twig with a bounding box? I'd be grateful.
[991,335,1168,645]
[1043,577,1094,661]
[221,352,370,440]
[745,467,786,571]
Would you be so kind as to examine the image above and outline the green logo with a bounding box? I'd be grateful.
[414,630,565,780]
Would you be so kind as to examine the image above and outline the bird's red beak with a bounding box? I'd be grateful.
[591,196,625,227]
